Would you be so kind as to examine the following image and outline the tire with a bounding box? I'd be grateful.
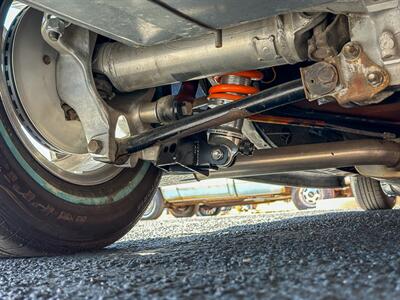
[0,111,161,256]
[292,187,335,210]
[142,189,165,220]
[168,206,197,218]
[350,176,396,210]
[0,2,162,256]
[197,206,222,217]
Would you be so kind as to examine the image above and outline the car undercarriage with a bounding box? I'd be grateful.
[1,0,400,255]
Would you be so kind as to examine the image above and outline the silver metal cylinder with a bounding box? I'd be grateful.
[93,14,320,92]
[197,140,400,179]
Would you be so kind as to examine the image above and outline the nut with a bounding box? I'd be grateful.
[342,43,361,60]
[46,16,66,41]
[87,139,103,154]
[211,148,224,161]
[367,71,384,87]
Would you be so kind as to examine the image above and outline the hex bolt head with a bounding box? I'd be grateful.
[380,31,396,59]
[239,140,255,156]
[317,64,337,84]
[367,71,384,87]
[343,43,361,60]
[46,17,66,42]
[380,31,395,50]
[87,139,103,154]
[211,148,224,161]
[180,101,193,117]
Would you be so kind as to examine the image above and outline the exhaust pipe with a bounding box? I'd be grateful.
[93,14,324,92]
[197,140,400,180]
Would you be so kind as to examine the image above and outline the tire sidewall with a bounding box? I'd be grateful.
[0,97,161,252]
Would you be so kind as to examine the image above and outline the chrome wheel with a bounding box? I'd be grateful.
[143,198,157,218]
[197,206,221,217]
[1,4,121,186]
[300,188,321,206]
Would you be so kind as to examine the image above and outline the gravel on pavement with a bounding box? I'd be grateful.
[1,209,400,299]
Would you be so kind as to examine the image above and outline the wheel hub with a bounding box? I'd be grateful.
[301,188,321,205]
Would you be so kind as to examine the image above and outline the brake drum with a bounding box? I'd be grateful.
[9,8,87,154]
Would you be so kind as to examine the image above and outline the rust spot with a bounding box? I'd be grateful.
[301,42,390,106]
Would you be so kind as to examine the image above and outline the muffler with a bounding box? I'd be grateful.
[197,140,400,179]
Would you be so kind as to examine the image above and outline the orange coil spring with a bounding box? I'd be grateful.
[208,70,264,101]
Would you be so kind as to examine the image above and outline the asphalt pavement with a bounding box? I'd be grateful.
[1,208,400,299]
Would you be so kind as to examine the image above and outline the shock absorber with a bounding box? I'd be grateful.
[208,70,263,166]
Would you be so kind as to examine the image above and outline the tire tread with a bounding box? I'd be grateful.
[351,176,395,210]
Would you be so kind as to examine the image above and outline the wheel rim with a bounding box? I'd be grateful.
[175,207,192,213]
[0,4,121,186]
[199,206,219,216]
[300,188,321,206]
[143,199,157,218]
[380,182,397,206]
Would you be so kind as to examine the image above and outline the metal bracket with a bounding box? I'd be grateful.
[301,42,390,106]
[41,15,155,164]
[156,138,213,175]
[42,15,116,162]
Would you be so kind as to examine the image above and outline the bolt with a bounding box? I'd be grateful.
[379,31,396,59]
[87,139,103,154]
[380,31,395,50]
[239,140,255,156]
[42,55,51,65]
[317,64,337,84]
[211,148,224,161]
[46,16,66,42]
[342,43,361,60]
[367,71,384,87]
[180,101,193,117]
